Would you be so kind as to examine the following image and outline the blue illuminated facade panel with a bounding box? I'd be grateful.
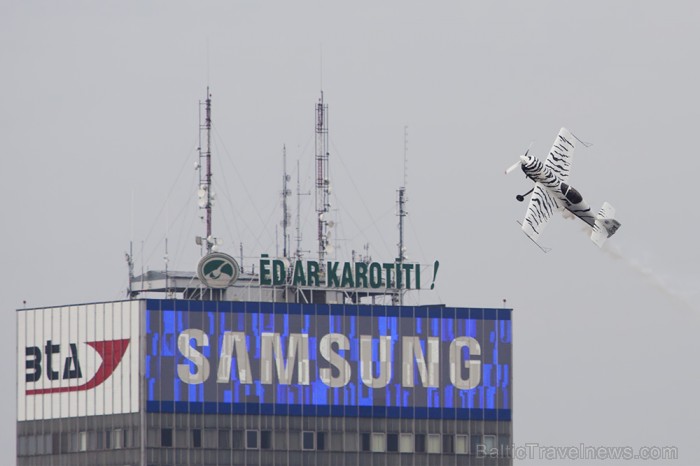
[144,300,512,420]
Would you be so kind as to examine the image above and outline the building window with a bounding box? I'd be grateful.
[161,428,173,447]
[39,434,53,455]
[232,430,244,449]
[414,434,425,453]
[371,433,386,452]
[78,431,87,452]
[483,435,497,455]
[28,436,37,456]
[387,433,398,452]
[27,435,39,455]
[499,435,511,457]
[112,429,124,449]
[218,429,230,449]
[260,430,272,450]
[317,432,326,451]
[344,432,358,451]
[399,433,413,453]
[361,433,371,452]
[302,431,315,450]
[246,430,258,449]
[455,435,469,454]
[427,434,441,454]
[18,436,28,456]
[203,429,217,448]
[442,434,453,454]
[192,429,202,448]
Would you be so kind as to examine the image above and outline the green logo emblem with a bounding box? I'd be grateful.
[197,252,240,288]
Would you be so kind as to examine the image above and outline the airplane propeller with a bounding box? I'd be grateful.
[504,159,522,175]
[504,142,533,175]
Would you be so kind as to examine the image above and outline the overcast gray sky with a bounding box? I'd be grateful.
[3,1,699,464]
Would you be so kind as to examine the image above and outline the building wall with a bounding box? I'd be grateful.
[17,301,140,422]
[17,413,141,466]
[18,299,512,466]
[19,413,511,466]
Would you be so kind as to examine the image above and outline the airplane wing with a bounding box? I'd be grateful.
[521,183,561,243]
[544,127,576,182]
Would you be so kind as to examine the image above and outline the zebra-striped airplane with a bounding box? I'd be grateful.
[505,128,621,250]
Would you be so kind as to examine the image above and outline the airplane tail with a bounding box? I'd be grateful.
[591,202,621,247]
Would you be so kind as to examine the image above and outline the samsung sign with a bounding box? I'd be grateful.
[146,300,511,419]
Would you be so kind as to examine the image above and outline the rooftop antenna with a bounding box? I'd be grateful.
[125,241,134,298]
[164,237,171,297]
[125,189,135,297]
[395,126,409,305]
[281,145,291,259]
[315,92,331,268]
[195,87,217,254]
[239,242,244,273]
[164,196,173,297]
[295,159,310,260]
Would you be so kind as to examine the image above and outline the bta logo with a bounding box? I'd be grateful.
[24,339,130,395]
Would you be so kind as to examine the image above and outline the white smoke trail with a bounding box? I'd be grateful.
[564,215,697,312]
[602,242,697,313]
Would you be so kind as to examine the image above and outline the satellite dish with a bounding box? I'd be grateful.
[319,213,325,221]
[325,245,334,254]
[212,244,219,252]
[327,221,335,228]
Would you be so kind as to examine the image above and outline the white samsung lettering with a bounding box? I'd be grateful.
[217,331,252,384]
[359,335,393,388]
[260,333,310,385]
[402,336,440,388]
[177,329,210,384]
[175,330,482,390]
[319,333,351,388]
[449,337,481,389]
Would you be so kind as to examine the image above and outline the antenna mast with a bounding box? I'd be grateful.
[281,145,291,259]
[395,126,408,305]
[315,92,331,268]
[164,237,171,297]
[197,87,216,253]
[125,242,134,298]
[295,159,310,260]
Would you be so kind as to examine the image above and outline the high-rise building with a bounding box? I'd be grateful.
[17,295,512,466]
[17,91,512,465]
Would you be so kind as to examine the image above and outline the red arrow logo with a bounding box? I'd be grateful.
[26,339,130,395]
